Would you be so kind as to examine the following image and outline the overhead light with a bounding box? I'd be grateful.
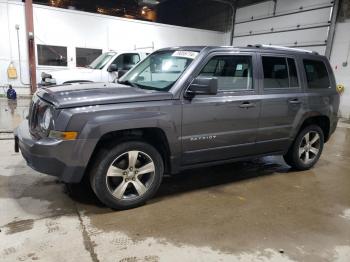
[140,0,160,5]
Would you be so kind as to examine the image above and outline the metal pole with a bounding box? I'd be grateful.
[210,0,236,45]
[24,0,37,94]
[230,3,237,46]
[272,0,277,15]
[325,0,340,59]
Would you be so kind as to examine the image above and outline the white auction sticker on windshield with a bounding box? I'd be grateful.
[172,51,199,59]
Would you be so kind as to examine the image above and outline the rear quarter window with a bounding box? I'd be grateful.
[303,59,330,89]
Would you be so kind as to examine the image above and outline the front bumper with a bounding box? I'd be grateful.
[14,121,87,183]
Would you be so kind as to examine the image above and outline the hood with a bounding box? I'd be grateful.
[36,82,173,109]
[46,68,98,84]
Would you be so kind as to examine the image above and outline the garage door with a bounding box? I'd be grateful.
[232,0,335,55]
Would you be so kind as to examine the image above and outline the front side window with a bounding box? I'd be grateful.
[111,53,140,70]
[88,52,116,69]
[118,50,198,91]
[37,44,67,66]
[199,55,253,91]
[303,59,330,89]
[76,48,102,67]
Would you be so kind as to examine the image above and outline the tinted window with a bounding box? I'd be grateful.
[76,48,102,67]
[37,44,67,66]
[199,56,253,90]
[262,57,289,88]
[287,58,299,87]
[111,53,140,70]
[303,59,330,89]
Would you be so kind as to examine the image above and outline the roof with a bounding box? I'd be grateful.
[157,45,321,56]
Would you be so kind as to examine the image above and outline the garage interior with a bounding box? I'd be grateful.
[1,0,350,261]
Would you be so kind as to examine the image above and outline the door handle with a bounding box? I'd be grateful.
[239,101,255,108]
[288,98,301,104]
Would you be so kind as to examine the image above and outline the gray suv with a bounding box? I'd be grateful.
[15,45,339,210]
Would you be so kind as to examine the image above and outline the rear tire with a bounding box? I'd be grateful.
[89,141,164,210]
[283,125,324,170]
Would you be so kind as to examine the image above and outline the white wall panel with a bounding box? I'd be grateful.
[233,0,332,55]
[235,8,332,36]
[330,20,350,118]
[235,1,275,22]
[275,0,331,13]
[0,0,226,91]
[233,27,329,47]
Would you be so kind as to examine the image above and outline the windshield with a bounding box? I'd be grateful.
[118,50,199,91]
[88,52,116,69]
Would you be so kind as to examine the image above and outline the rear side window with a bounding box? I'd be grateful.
[199,55,253,91]
[303,59,330,89]
[262,56,299,88]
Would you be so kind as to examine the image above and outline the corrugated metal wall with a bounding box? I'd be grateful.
[232,0,334,55]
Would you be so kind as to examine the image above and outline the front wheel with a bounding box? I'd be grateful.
[283,125,324,170]
[89,141,164,210]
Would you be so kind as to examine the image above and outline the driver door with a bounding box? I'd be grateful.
[181,52,261,165]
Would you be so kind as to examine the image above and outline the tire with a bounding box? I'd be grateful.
[89,141,164,210]
[283,125,324,170]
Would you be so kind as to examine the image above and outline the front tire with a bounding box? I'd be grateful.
[284,125,324,170]
[89,141,164,210]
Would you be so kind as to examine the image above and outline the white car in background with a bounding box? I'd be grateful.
[39,51,148,86]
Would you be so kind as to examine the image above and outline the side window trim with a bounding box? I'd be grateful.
[261,54,301,91]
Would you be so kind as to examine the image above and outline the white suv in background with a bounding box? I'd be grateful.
[39,51,148,86]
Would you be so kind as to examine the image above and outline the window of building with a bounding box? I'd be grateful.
[303,59,330,89]
[37,44,67,66]
[199,55,253,91]
[111,53,141,70]
[76,48,102,67]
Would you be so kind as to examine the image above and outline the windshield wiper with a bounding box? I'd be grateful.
[118,80,139,88]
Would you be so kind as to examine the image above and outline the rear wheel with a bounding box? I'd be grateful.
[283,125,324,170]
[89,141,164,210]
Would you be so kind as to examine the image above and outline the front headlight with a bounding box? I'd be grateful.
[40,107,53,130]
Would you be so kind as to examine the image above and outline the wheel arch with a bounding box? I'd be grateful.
[86,127,172,176]
[295,114,330,142]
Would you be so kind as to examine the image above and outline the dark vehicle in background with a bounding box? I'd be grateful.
[15,45,339,210]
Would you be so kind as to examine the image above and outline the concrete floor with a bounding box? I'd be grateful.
[0,97,350,261]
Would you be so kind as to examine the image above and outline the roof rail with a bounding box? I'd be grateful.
[247,44,319,55]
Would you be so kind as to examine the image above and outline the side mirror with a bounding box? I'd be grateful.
[117,70,128,79]
[186,77,218,97]
[107,64,118,72]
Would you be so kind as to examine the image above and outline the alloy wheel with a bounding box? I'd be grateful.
[105,150,155,200]
[298,131,321,165]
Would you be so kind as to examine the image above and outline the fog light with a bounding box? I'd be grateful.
[49,130,78,140]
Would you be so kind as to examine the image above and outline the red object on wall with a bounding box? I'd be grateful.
[25,0,37,94]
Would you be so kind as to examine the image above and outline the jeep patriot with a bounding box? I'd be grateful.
[15,45,339,210]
